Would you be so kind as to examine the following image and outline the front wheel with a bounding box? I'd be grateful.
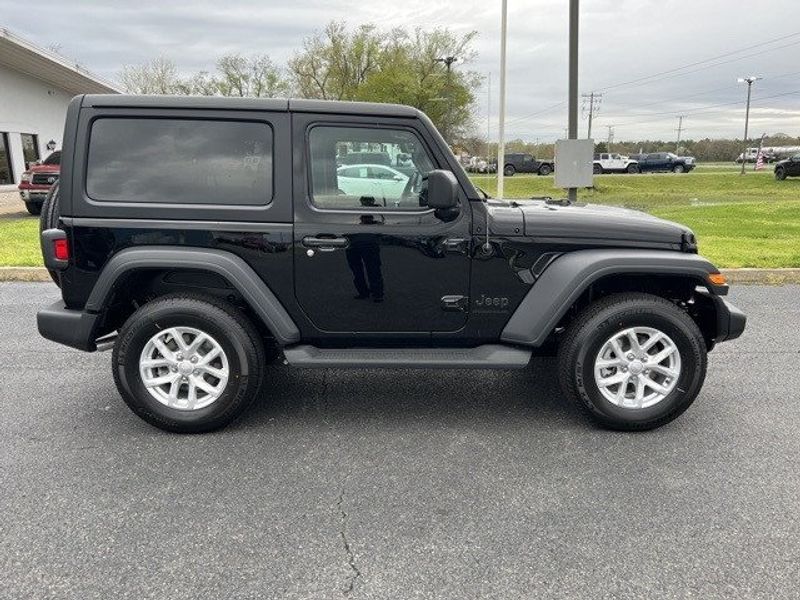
[593,164,602,175]
[538,164,552,176]
[112,294,266,433]
[503,165,515,177]
[775,167,787,181]
[25,201,42,215]
[557,293,707,431]
[673,164,686,173]
[627,164,639,174]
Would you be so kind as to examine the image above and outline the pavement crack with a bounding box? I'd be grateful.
[337,491,361,596]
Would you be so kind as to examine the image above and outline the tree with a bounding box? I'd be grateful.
[288,22,382,100]
[289,21,481,142]
[120,57,182,94]
[215,54,289,98]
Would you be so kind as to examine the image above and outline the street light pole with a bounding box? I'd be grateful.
[567,0,579,203]
[435,56,458,144]
[738,76,761,175]
[496,0,508,199]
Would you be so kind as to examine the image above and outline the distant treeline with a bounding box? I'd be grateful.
[456,135,800,163]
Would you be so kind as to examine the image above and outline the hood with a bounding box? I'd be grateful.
[501,199,693,247]
[28,163,60,174]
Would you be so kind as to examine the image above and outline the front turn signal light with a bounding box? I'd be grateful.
[708,272,727,286]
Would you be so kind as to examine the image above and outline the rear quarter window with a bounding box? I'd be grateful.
[86,118,273,205]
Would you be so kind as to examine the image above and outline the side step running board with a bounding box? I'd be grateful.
[283,344,531,369]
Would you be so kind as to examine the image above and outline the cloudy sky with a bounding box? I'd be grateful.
[3,0,799,142]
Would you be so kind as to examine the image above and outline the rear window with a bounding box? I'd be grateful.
[86,118,273,205]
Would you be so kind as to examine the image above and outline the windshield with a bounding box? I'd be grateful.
[42,151,61,165]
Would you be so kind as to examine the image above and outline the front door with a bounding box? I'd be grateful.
[292,116,472,334]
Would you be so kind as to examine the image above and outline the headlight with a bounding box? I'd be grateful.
[20,172,31,182]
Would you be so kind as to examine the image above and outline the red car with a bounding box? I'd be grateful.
[18,151,60,215]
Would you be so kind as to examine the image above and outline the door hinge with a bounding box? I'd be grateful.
[441,295,468,312]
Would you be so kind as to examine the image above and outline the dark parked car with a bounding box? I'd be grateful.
[774,154,800,180]
[631,152,696,173]
[37,95,745,433]
[496,153,554,176]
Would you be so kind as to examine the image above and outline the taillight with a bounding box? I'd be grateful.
[53,238,69,261]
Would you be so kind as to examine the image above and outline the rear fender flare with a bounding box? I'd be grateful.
[500,249,724,347]
[85,246,301,345]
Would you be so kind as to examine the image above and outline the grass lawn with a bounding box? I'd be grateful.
[0,165,797,268]
[470,167,800,268]
[0,218,42,267]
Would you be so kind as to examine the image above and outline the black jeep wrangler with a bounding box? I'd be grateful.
[37,95,745,433]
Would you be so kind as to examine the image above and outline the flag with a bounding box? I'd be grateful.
[755,149,765,171]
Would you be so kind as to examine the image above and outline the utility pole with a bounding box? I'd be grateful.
[675,115,686,153]
[496,0,508,199]
[605,125,615,151]
[581,91,602,139]
[567,0,579,203]
[738,76,761,175]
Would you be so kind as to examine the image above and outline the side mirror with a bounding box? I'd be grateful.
[426,170,459,209]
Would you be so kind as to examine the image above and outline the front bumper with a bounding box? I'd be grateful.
[713,297,746,342]
[19,189,49,202]
[37,301,100,351]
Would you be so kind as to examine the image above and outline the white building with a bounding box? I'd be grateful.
[0,28,120,189]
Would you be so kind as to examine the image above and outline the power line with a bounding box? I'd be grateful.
[596,30,800,92]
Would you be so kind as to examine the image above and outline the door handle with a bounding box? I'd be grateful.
[302,236,349,251]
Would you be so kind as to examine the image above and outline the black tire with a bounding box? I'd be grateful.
[25,201,42,216]
[39,183,61,287]
[593,164,602,175]
[557,292,707,431]
[538,164,552,176]
[112,294,266,433]
[775,167,787,181]
[503,164,515,177]
[627,164,639,174]
[673,164,685,173]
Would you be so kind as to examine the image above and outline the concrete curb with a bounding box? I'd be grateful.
[0,267,52,282]
[2,266,800,285]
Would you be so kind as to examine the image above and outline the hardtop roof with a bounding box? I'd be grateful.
[80,94,421,117]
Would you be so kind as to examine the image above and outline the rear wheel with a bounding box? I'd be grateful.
[39,183,61,286]
[775,167,787,181]
[25,201,42,215]
[593,164,602,175]
[503,164,515,177]
[627,163,639,174]
[538,164,552,176]
[558,293,707,431]
[112,294,266,433]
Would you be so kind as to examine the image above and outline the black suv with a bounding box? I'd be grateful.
[773,154,800,180]
[631,152,696,173]
[37,95,745,433]
[498,153,554,177]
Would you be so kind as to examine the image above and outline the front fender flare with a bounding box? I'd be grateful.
[500,249,724,347]
[85,246,301,345]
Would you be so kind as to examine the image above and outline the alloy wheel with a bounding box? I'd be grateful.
[139,326,229,411]
[593,326,682,409]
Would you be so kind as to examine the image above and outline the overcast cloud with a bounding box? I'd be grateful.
[2,0,799,141]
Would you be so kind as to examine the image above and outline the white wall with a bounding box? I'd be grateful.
[0,64,73,187]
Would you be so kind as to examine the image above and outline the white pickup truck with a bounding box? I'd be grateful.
[593,153,639,174]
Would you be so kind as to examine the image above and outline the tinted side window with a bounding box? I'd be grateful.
[309,126,435,210]
[87,118,273,205]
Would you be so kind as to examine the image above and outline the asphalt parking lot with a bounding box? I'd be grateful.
[1,282,798,599]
